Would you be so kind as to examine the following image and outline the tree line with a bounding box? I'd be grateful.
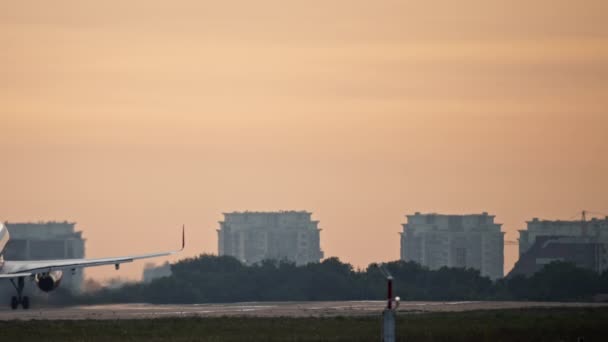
[57,255,608,305]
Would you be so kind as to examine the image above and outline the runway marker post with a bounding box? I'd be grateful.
[379,265,399,342]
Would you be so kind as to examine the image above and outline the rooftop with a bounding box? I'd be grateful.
[223,211,311,215]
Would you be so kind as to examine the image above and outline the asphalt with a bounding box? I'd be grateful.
[1,300,607,320]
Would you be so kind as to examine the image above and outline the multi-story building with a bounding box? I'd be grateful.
[510,216,608,276]
[217,211,324,265]
[518,216,608,256]
[400,212,504,280]
[3,221,85,292]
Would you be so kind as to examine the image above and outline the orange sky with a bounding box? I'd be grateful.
[1,1,607,281]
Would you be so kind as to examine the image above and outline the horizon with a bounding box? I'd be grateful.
[3,209,607,281]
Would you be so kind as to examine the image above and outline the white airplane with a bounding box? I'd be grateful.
[0,222,184,310]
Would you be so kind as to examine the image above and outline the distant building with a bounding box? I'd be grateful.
[3,221,85,292]
[217,211,324,265]
[509,216,608,276]
[518,216,608,257]
[142,262,172,283]
[400,212,504,280]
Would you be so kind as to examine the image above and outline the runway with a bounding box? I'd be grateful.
[1,301,607,320]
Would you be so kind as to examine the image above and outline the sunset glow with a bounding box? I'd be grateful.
[1,1,607,281]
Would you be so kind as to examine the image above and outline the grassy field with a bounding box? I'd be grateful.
[0,308,606,341]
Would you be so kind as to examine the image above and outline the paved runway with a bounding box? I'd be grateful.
[0,301,607,320]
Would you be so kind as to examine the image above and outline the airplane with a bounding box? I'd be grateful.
[0,222,185,310]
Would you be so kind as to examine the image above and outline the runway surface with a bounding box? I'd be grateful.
[1,301,607,320]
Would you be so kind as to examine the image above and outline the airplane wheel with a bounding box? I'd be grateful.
[21,296,30,310]
[10,296,18,310]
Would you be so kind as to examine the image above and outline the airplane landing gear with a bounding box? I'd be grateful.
[9,277,30,310]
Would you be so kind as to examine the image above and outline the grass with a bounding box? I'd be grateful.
[0,308,606,341]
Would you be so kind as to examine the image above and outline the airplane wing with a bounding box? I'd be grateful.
[0,226,185,277]
[0,273,33,278]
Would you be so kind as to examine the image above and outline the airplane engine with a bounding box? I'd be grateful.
[35,271,64,292]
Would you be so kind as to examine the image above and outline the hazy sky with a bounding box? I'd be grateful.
[1,1,607,281]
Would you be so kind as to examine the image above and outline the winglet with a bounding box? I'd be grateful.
[181,224,186,251]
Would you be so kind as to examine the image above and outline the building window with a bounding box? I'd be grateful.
[455,248,467,268]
